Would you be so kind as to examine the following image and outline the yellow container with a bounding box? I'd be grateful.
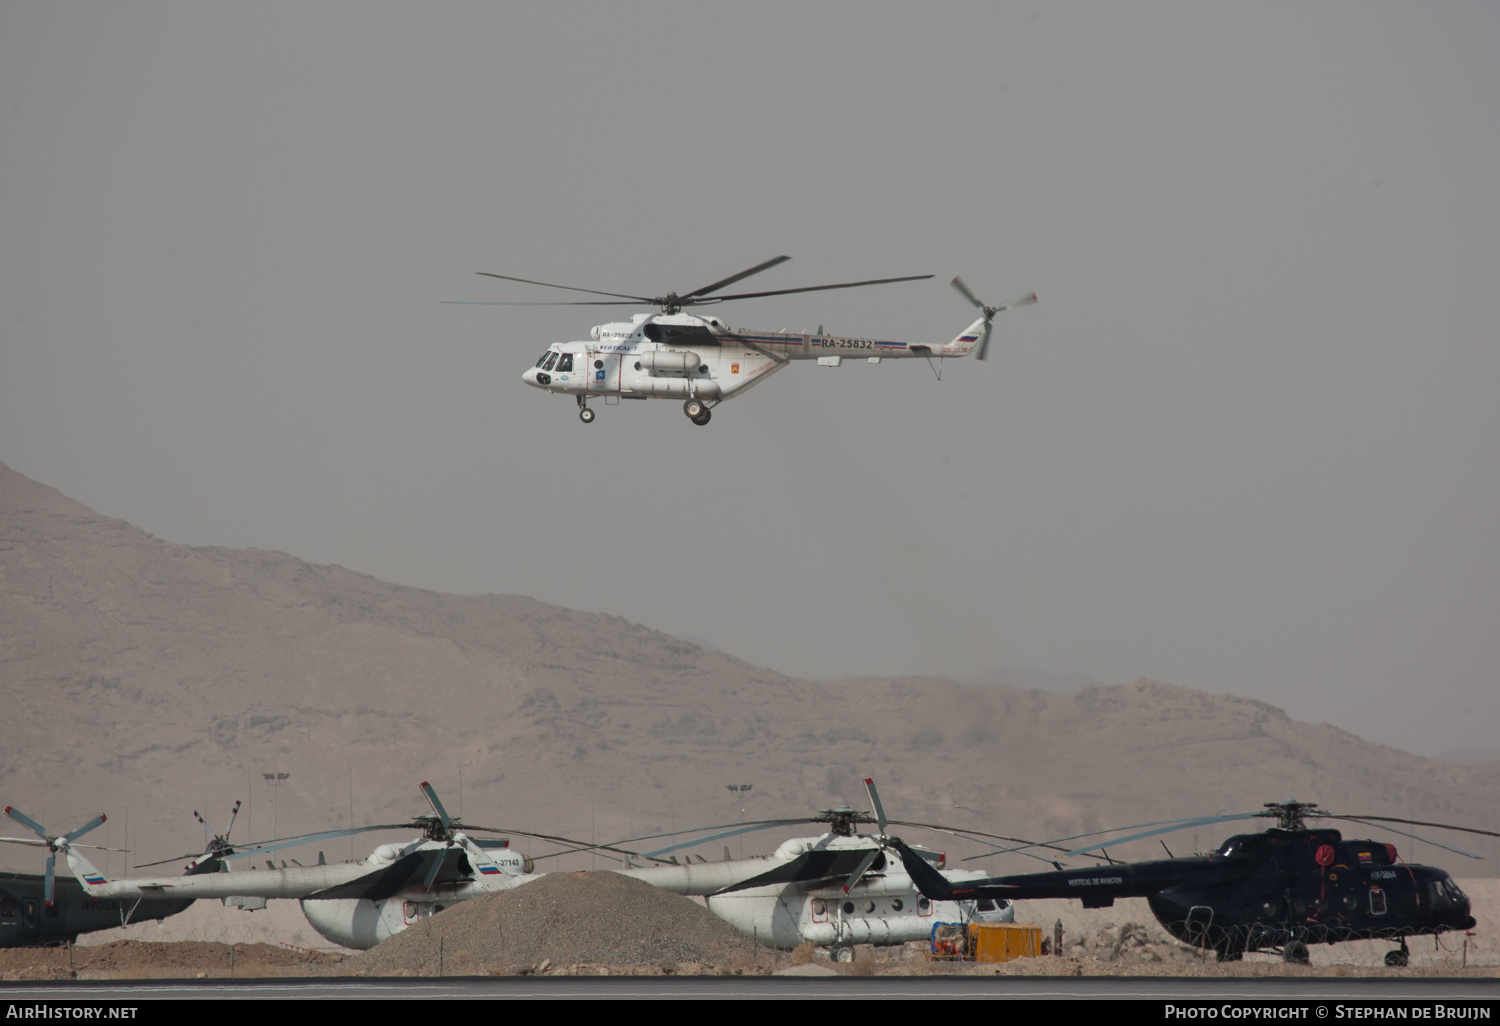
[967,922,1043,963]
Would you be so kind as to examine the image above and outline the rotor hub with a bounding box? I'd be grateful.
[1263,800,1319,832]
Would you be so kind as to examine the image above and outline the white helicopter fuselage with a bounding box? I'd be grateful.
[619,833,1012,952]
[522,312,989,404]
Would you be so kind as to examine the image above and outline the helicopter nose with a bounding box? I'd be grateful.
[523,368,550,388]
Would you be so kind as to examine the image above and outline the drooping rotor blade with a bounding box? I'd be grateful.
[951,276,984,309]
[219,826,381,862]
[224,801,241,841]
[962,812,1255,861]
[1063,814,1265,858]
[419,782,452,833]
[474,272,653,303]
[842,847,883,895]
[643,820,811,860]
[422,848,449,892]
[1330,818,1484,860]
[0,836,47,847]
[701,274,933,305]
[4,807,47,842]
[1313,814,1500,841]
[62,815,106,846]
[43,854,55,905]
[681,256,792,301]
[712,849,875,895]
[863,779,888,836]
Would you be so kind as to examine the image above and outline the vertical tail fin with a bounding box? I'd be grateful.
[66,845,110,890]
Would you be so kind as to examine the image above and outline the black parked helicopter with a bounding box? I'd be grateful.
[886,799,1494,965]
[1,805,215,947]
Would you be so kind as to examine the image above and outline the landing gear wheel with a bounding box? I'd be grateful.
[579,406,595,424]
[1281,940,1310,965]
[829,944,855,964]
[690,408,712,426]
[1385,939,1410,967]
[683,398,706,420]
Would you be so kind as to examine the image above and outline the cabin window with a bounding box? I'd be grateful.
[0,898,15,918]
[1369,888,1387,915]
[541,352,558,371]
[594,360,604,369]
[1341,894,1359,912]
[556,353,574,372]
[891,898,903,912]
[842,902,855,916]
[811,899,825,916]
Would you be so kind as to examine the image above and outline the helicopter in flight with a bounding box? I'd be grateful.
[1,805,204,946]
[450,256,1035,425]
[887,799,1494,966]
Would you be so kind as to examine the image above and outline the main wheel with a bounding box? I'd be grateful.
[683,399,706,420]
[1384,949,1409,967]
[579,407,595,424]
[691,409,712,426]
[830,944,855,964]
[1281,940,1310,965]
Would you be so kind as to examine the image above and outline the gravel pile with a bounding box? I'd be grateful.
[338,871,786,976]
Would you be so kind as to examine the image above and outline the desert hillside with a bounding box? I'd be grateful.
[2,460,1495,878]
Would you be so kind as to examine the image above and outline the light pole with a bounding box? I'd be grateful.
[726,784,754,857]
[263,772,289,839]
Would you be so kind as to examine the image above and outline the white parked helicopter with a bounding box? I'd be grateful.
[63,783,569,949]
[607,779,1108,961]
[451,257,1035,425]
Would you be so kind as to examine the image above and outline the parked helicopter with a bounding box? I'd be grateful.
[608,780,1098,962]
[450,257,1035,425]
[1,806,203,946]
[887,799,1494,965]
[63,782,570,949]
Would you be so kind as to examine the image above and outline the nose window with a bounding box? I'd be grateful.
[535,352,551,368]
[541,352,558,371]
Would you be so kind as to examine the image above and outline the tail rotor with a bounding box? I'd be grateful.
[951,277,1036,361]
[3,807,111,906]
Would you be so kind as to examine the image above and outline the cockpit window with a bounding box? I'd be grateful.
[541,352,558,371]
[976,899,996,912]
[556,353,574,372]
[535,352,551,368]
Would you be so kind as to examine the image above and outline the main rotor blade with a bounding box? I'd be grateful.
[681,256,792,301]
[643,820,811,860]
[0,837,47,848]
[951,276,984,309]
[700,274,933,304]
[1063,814,1265,857]
[440,300,646,307]
[1313,814,1500,841]
[842,848,882,894]
[43,855,55,905]
[863,779,888,835]
[63,815,106,845]
[1331,818,1484,860]
[4,807,47,842]
[219,826,380,862]
[419,782,452,832]
[224,801,241,841]
[999,292,1038,311]
[422,848,449,892]
[474,272,652,303]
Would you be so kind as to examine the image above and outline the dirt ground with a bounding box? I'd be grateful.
[3,876,1492,980]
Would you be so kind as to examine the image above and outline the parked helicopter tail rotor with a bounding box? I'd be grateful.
[3,807,108,906]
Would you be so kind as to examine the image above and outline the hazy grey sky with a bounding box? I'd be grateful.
[3,3,1496,757]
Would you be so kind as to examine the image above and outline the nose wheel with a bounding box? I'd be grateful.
[683,399,712,426]
[578,396,595,424]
